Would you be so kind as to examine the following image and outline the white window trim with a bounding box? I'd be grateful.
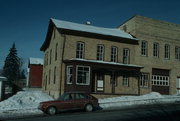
[152,75,169,86]
[164,44,170,59]
[123,48,130,64]
[76,65,90,85]
[140,73,149,88]
[66,65,73,84]
[97,44,104,61]
[111,47,118,62]
[76,42,84,59]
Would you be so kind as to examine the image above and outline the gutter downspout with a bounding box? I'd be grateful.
[59,34,66,95]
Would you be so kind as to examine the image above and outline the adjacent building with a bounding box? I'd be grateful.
[41,16,180,99]
[27,57,43,88]
[119,15,180,95]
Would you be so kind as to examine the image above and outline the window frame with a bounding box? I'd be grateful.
[111,46,118,62]
[76,65,90,85]
[66,65,73,85]
[152,75,169,86]
[140,73,149,88]
[53,66,56,84]
[122,75,129,86]
[175,46,180,61]
[164,44,170,60]
[141,41,148,56]
[123,48,130,64]
[76,42,85,59]
[97,44,105,61]
[153,42,159,57]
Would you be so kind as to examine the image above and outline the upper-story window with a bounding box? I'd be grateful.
[153,42,159,57]
[76,42,84,59]
[141,41,148,56]
[97,44,104,61]
[111,46,118,62]
[164,44,170,59]
[55,43,58,61]
[175,47,180,61]
[50,49,52,64]
[123,48,130,64]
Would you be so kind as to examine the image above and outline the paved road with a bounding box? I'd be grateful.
[4,103,180,121]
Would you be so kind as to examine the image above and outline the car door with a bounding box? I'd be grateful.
[56,93,75,111]
[74,93,89,109]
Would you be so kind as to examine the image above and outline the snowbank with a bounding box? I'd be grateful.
[0,90,53,111]
[99,92,180,110]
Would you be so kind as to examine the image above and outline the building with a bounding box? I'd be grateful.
[27,57,43,88]
[40,18,143,99]
[119,15,180,95]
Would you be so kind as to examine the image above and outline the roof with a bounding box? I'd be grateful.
[51,18,137,40]
[29,57,43,65]
[40,18,139,51]
[66,58,143,69]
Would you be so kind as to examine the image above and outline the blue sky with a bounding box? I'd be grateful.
[0,0,180,69]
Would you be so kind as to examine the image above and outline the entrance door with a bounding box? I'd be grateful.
[96,73,104,92]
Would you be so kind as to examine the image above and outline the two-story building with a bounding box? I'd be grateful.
[119,15,180,95]
[40,19,143,99]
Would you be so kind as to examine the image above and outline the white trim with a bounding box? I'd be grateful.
[66,65,73,84]
[76,65,90,85]
[152,75,169,86]
[71,58,143,68]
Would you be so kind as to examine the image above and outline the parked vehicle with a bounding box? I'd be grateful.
[38,92,99,115]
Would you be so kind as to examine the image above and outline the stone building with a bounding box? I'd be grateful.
[41,16,180,98]
[119,15,180,95]
[40,18,143,99]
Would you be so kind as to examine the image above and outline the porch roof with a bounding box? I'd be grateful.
[63,58,143,70]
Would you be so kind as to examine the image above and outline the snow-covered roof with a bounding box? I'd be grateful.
[51,18,137,40]
[69,58,143,68]
[29,58,43,65]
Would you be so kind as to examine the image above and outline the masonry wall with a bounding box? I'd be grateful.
[119,15,180,95]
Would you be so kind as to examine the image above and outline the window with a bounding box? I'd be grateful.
[123,48,130,64]
[141,41,148,56]
[50,49,52,64]
[76,66,90,85]
[55,43,58,61]
[54,66,56,84]
[111,46,118,62]
[97,44,104,61]
[153,43,159,57]
[140,73,149,87]
[152,75,169,86]
[75,93,88,99]
[47,52,49,65]
[48,69,51,84]
[67,66,73,84]
[175,47,180,61]
[123,75,129,86]
[76,42,84,59]
[164,44,170,59]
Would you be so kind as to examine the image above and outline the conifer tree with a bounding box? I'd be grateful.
[3,43,20,82]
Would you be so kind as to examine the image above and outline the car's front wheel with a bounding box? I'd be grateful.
[85,104,93,112]
[47,106,57,115]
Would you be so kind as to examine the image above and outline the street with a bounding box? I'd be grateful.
[4,103,180,121]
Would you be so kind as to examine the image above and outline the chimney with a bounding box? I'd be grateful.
[86,21,91,25]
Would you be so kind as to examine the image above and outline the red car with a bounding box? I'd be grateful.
[38,92,99,115]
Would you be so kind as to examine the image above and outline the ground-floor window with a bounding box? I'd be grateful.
[66,65,73,84]
[123,75,129,86]
[76,65,90,85]
[140,73,149,87]
[152,75,169,86]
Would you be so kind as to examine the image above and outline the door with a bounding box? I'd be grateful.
[96,73,104,92]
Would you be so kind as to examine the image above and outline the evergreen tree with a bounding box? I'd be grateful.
[3,43,20,82]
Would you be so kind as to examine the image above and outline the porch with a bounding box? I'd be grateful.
[63,58,143,96]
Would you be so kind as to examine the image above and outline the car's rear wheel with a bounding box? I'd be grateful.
[47,106,57,115]
[85,104,93,112]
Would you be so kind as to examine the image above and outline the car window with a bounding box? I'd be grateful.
[75,93,88,100]
[59,93,74,101]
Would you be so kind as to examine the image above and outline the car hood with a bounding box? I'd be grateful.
[40,100,63,104]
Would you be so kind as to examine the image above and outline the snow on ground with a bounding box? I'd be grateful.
[99,92,180,110]
[0,90,53,119]
[0,90,180,119]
